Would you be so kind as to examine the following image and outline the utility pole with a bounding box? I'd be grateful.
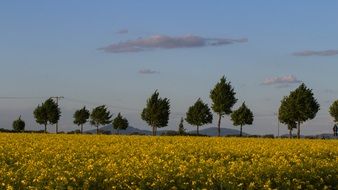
[50,96,64,133]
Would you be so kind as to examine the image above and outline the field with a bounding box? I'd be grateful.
[0,134,337,190]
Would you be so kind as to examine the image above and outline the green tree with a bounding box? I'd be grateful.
[230,102,254,137]
[141,90,170,136]
[329,100,338,124]
[278,83,320,139]
[73,106,90,134]
[33,98,61,133]
[12,116,25,132]
[210,76,237,137]
[278,97,297,138]
[186,98,213,135]
[178,117,185,135]
[90,105,112,134]
[113,113,129,134]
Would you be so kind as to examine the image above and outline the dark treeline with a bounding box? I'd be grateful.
[6,76,338,138]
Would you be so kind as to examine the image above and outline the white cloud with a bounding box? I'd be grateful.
[262,75,302,86]
[292,50,338,56]
[138,69,159,74]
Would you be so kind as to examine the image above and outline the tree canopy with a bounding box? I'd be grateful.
[231,102,253,137]
[186,98,213,135]
[210,76,237,136]
[33,98,61,133]
[141,90,170,136]
[12,116,25,132]
[278,83,319,138]
[329,100,338,123]
[73,106,90,133]
[113,113,129,134]
[90,105,112,134]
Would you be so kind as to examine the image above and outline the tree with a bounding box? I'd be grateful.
[33,98,61,133]
[186,98,213,135]
[90,105,112,134]
[73,106,90,134]
[230,102,254,137]
[113,113,129,134]
[278,83,320,139]
[329,100,338,124]
[210,76,237,137]
[278,97,297,138]
[178,117,185,135]
[141,90,170,136]
[13,116,25,132]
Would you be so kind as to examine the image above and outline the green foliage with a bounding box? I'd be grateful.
[113,113,129,134]
[33,98,61,133]
[178,117,185,135]
[278,83,320,138]
[210,76,237,136]
[329,100,338,123]
[186,98,213,135]
[73,106,90,133]
[231,102,254,136]
[210,76,237,115]
[90,105,112,134]
[12,116,25,132]
[141,90,170,135]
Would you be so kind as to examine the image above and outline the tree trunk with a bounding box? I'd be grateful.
[117,128,119,135]
[152,126,155,136]
[297,121,301,139]
[81,124,83,134]
[44,124,47,133]
[289,129,292,138]
[197,126,199,135]
[240,125,243,137]
[217,114,221,137]
[56,124,58,134]
[96,125,99,134]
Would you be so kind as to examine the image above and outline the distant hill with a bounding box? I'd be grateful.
[86,125,247,136]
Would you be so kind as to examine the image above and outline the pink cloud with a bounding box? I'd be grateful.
[262,75,302,86]
[292,50,338,56]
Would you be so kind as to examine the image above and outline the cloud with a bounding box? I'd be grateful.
[262,75,302,86]
[98,35,248,53]
[138,69,159,74]
[292,50,338,56]
[116,29,128,34]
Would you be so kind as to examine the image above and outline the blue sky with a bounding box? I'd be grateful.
[0,1,337,135]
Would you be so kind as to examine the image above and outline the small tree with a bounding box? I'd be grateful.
[90,105,112,134]
[178,117,185,135]
[279,97,296,138]
[113,113,129,134]
[33,98,60,133]
[13,116,25,132]
[73,106,90,134]
[230,102,254,137]
[210,76,237,137]
[141,90,170,136]
[186,98,213,135]
[329,100,338,124]
[278,83,320,139]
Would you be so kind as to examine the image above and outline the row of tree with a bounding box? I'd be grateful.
[11,76,338,138]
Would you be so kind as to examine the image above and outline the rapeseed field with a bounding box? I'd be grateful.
[0,134,337,189]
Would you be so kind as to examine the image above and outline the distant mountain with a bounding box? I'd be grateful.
[86,125,247,136]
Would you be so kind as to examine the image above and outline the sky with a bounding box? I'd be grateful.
[0,1,337,135]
